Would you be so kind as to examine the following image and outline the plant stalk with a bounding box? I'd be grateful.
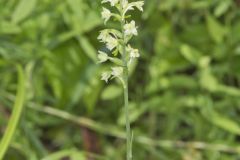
[123,66,131,160]
[120,1,132,159]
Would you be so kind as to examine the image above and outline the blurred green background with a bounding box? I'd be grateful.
[1,0,240,159]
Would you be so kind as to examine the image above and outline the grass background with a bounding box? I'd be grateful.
[1,0,240,159]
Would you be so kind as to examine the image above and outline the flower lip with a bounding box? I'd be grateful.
[124,20,138,36]
[127,45,140,58]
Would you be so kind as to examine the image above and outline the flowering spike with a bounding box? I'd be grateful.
[98,1,144,83]
[98,2,144,158]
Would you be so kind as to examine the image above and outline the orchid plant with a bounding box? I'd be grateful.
[97,0,144,159]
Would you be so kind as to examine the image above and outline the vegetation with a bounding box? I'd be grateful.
[1,0,240,159]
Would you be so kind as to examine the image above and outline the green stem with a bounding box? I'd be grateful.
[0,65,26,160]
[120,1,132,159]
[123,76,131,160]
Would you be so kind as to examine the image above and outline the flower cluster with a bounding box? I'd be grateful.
[98,0,144,84]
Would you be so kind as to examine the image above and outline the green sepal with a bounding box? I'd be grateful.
[112,14,122,22]
[112,48,119,56]
[109,57,123,66]
[125,35,133,43]
[118,45,124,55]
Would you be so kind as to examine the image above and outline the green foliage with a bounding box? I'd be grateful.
[1,0,240,160]
[0,65,26,159]
[12,0,37,24]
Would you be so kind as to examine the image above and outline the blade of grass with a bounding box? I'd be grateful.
[0,65,26,160]
[41,149,108,160]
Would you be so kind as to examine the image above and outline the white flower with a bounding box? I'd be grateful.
[106,36,118,51]
[123,1,144,16]
[98,30,118,50]
[124,20,138,36]
[101,7,111,24]
[127,45,140,58]
[111,67,123,78]
[98,30,110,42]
[102,0,119,6]
[101,71,112,83]
[122,0,129,9]
[98,51,109,63]
[135,1,144,12]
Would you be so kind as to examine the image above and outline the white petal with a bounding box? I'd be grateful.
[101,7,111,24]
[98,30,110,42]
[124,20,138,36]
[111,67,123,77]
[102,0,119,6]
[101,71,112,83]
[98,51,109,63]
[106,36,118,50]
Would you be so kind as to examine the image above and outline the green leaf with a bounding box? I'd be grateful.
[218,85,240,97]
[70,151,86,160]
[42,149,86,160]
[109,57,123,66]
[206,15,227,43]
[203,109,240,135]
[83,79,102,114]
[214,0,232,17]
[101,85,122,100]
[198,56,211,69]
[0,21,21,34]
[12,0,37,24]
[191,1,212,9]
[78,36,98,63]
[199,69,219,92]
[118,103,147,126]
[180,44,201,64]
